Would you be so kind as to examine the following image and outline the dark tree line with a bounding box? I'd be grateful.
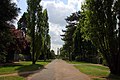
[0,0,20,63]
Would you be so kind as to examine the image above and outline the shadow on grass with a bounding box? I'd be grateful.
[95,74,120,80]
[106,74,120,80]
[16,64,46,78]
[0,63,22,67]
[37,60,52,62]
[90,74,120,80]
[0,61,49,78]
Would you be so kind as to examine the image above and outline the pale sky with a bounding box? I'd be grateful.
[14,0,84,54]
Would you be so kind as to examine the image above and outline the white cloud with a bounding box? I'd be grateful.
[49,22,64,54]
[41,0,84,54]
[12,0,17,3]
[49,22,63,35]
[68,0,84,10]
[41,0,76,26]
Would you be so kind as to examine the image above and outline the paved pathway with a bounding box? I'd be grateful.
[28,59,90,80]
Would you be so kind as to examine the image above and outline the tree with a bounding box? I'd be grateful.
[17,12,31,60]
[27,0,50,64]
[27,0,43,64]
[42,9,51,61]
[61,11,80,61]
[81,0,120,75]
[0,0,20,63]
[17,12,27,37]
[72,26,82,60]
[49,50,55,59]
[73,12,99,62]
[61,11,99,63]
[7,25,28,62]
[60,47,69,60]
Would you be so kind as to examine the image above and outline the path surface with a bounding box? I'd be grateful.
[28,59,90,80]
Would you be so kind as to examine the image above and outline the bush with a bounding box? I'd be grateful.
[75,56,82,61]
[19,54,25,61]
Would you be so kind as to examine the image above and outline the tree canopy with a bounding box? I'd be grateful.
[81,0,120,75]
[27,0,51,64]
[0,0,20,63]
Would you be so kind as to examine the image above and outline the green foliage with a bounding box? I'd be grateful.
[61,11,99,63]
[0,0,20,23]
[81,0,120,75]
[42,9,51,61]
[49,50,55,59]
[61,11,80,61]
[17,12,27,30]
[60,47,69,60]
[19,54,25,61]
[0,76,25,80]
[0,0,20,63]
[27,0,40,64]
[27,0,51,64]
[73,26,82,54]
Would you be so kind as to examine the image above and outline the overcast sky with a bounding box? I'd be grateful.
[14,0,84,54]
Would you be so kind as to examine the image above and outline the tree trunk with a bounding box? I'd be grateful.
[110,11,120,76]
[32,20,35,64]
[109,54,120,76]
[32,32,35,64]
[32,60,35,64]
[44,54,46,62]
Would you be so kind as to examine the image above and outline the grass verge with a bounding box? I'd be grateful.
[0,76,25,80]
[69,61,120,80]
[0,60,50,75]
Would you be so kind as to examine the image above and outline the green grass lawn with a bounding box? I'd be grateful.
[69,61,120,80]
[0,76,25,80]
[0,60,50,75]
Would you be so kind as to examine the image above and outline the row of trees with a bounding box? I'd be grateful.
[81,0,120,75]
[18,0,54,64]
[60,11,99,63]
[0,0,55,64]
[61,0,120,76]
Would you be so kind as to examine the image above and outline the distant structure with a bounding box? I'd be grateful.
[57,48,60,56]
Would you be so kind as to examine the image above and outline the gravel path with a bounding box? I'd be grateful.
[28,59,90,80]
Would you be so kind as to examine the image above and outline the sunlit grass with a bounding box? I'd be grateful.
[0,60,50,75]
[0,76,25,80]
[75,64,110,77]
[69,61,120,80]
[69,61,110,80]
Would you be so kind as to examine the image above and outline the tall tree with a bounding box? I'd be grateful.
[61,11,81,61]
[27,0,50,64]
[42,9,51,61]
[27,0,43,64]
[0,0,20,63]
[81,0,120,75]
[61,11,98,62]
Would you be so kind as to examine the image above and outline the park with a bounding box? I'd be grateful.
[0,0,120,80]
